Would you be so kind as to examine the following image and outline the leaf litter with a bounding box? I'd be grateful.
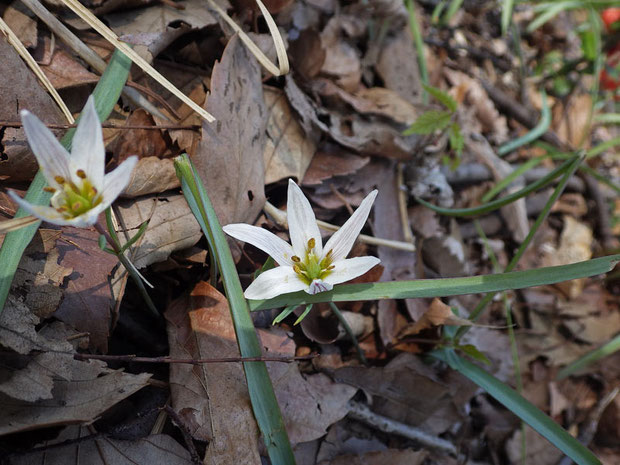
[0,0,619,464]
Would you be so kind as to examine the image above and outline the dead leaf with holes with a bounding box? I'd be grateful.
[263,86,316,184]
[193,35,267,226]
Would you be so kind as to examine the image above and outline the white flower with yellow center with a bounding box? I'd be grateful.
[223,179,380,300]
[9,96,137,227]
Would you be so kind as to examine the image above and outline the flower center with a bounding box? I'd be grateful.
[45,169,102,219]
[292,238,334,285]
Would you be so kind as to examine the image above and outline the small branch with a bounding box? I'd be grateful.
[264,201,415,252]
[74,353,318,364]
[0,121,200,131]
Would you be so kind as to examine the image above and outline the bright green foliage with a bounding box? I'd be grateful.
[403,110,453,135]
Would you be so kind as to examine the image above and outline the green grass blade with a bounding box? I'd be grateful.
[249,254,619,311]
[558,333,620,380]
[482,156,546,202]
[0,49,132,315]
[433,349,602,465]
[415,154,577,217]
[404,0,429,103]
[456,153,584,338]
[174,154,295,465]
[498,90,551,156]
[501,0,514,36]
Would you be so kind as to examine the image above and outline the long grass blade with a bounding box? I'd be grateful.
[415,154,577,217]
[558,334,620,380]
[433,349,602,465]
[249,254,619,311]
[174,154,295,465]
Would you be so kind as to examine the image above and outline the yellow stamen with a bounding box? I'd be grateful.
[291,256,301,263]
[76,169,87,179]
[293,265,302,274]
[54,175,65,184]
[43,186,56,193]
[307,238,316,249]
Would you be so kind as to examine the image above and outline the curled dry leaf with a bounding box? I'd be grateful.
[3,2,37,48]
[115,194,203,269]
[263,86,316,184]
[289,28,326,80]
[105,0,218,62]
[399,298,471,337]
[302,147,369,186]
[320,17,362,92]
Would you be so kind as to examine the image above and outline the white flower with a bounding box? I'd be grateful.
[223,179,380,300]
[9,96,138,227]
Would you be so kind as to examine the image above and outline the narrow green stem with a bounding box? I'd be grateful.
[101,210,159,318]
[329,302,367,365]
[456,154,584,339]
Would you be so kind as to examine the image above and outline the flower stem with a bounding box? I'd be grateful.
[328,302,367,365]
[94,220,159,318]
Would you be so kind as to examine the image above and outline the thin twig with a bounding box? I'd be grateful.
[263,201,415,252]
[74,353,318,364]
[329,302,367,365]
[0,121,200,130]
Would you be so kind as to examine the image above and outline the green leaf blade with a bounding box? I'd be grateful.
[404,110,453,135]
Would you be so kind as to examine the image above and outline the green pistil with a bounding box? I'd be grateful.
[55,173,102,218]
[293,240,334,284]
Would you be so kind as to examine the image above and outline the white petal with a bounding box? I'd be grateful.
[223,223,294,265]
[101,156,138,205]
[244,266,308,300]
[70,96,105,188]
[9,191,74,226]
[323,256,380,286]
[20,110,72,190]
[287,179,322,258]
[322,190,377,262]
[307,279,333,294]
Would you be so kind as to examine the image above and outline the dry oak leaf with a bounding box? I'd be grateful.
[401,298,471,337]
[193,34,267,226]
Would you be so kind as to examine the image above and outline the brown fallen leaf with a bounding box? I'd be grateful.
[165,281,261,464]
[302,147,369,186]
[321,17,362,92]
[332,353,472,434]
[0,300,151,435]
[553,93,592,148]
[113,109,169,163]
[8,428,193,465]
[0,34,65,182]
[400,298,471,337]
[506,426,563,465]
[375,28,422,104]
[40,49,99,90]
[54,223,127,352]
[122,157,181,197]
[3,2,37,48]
[193,34,267,226]
[263,86,316,184]
[289,28,326,80]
